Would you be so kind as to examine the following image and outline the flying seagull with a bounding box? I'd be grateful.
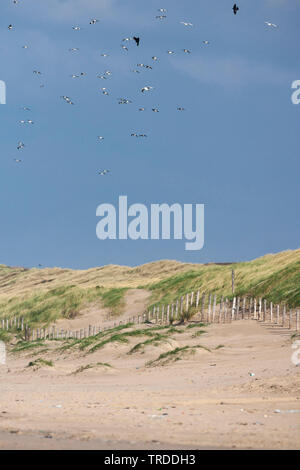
[14,158,22,163]
[156,15,167,20]
[90,19,99,25]
[265,21,278,28]
[8,24,13,30]
[61,95,74,105]
[183,49,191,54]
[72,26,81,30]
[98,169,109,175]
[233,4,239,15]
[118,98,132,104]
[141,86,153,93]
[17,141,25,150]
[69,47,79,52]
[133,36,140,46]
[97,136,105,141]
[180,21,193,27]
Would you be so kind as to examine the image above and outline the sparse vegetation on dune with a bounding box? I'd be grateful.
[0,249,299,328]
[0,285,128,327]
[71,362,112,375]
[146,250,300,308]
[146,344,211,367]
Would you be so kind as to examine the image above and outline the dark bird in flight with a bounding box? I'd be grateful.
[133,36,140,46]
[233,4,239,15]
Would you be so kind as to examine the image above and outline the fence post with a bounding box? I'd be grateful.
[196,290,200,308]
[231,297,236,321]
[185,294,189,312]
[208,294,212,322]
[242,297,246,319]
[167,304,170,323]
[254,299,257,320]
[219,296,224,323]
[201,293,206,321]
[270,302,273,323]
[236,297,240,318]
[190,291,194,306]
[212,294,217,322]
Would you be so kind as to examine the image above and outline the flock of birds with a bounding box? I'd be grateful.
[7,2,279,175]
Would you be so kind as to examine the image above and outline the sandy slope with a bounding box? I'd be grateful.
[53,288,151,331]
[0,320,299,450]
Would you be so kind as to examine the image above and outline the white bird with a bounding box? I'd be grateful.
[265,21,278,28]
[139,107,146,111]
[21,107,31,111]
[141,86,153,93]
[152,56,159,61]
[105,70,112,76]
[158,8,167,12]
[70,74,80,78]
[121,45,128,51]
[72,26,81,30]
[90,19,99,25]
[33,70,42,75]
[97,136,105,141]
[69,48,79,52]
[101,53,109,57]
[167,50,175,55]
[8,24,13,30]
[203,40,210,45]
[101,88,109,95]
[156,15,167,20]
[177,107,185,111]
[152,108,159,113]
[22,45,29,49]
[131,133,147,138]
[19,119,34,124]
[97,75,107,80]
[98,169,109,175]
[180,21,193,27]
[61,96,74,105]
[14,159,22,163]
[183,49,191,54]
[131,69,140,74]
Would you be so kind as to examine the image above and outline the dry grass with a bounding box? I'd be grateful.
[0,248,299,327]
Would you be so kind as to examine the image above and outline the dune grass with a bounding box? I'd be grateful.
[0,285,128,327]
[146,250,300,308]
[27,358,53,368]
[146,344,211,367]
[71,362,112,375]
[0,249,299,328]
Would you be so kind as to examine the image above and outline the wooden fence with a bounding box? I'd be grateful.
[1,292,299,342]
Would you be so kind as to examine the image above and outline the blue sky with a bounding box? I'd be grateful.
[0,0,299,269]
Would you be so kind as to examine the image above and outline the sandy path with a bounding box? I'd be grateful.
[0,320,299,450]
[54,289,151,331]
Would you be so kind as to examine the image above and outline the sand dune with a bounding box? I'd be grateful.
[0,320,299,450]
